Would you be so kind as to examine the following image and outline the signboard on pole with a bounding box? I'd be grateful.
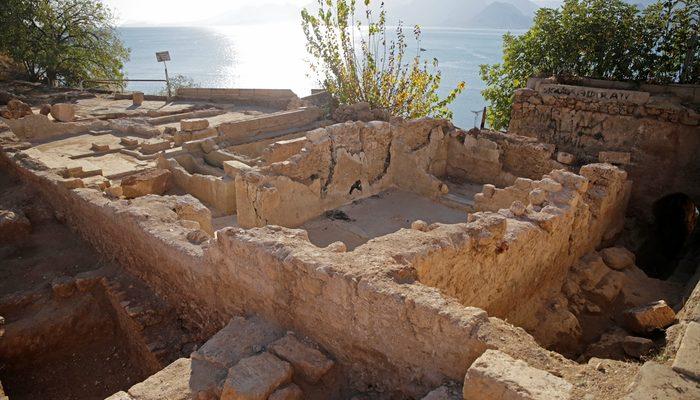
[156,51,171,62]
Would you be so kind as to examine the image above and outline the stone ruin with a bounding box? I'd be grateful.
[0,78,698,400]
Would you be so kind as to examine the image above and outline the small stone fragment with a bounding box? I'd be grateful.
[39,103,52,115]
[51,276,76,298]
[50,103,76,122]
[187,229,210,245]
[622,336,654,359]
[411,220,429,231]
[510,200,526,216]
[132,91,145,106]
[622,300,676,335]
[556,151,575,165]
[91,142,110,152]
[325,241,347,253]
[0,209,31,243]
[600,247,635,270]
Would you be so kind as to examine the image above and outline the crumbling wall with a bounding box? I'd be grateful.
[509,78,700,217]
[446,129,562,187]
[411,164,630,328]
[217,108,323,142]
[235,119,450,228]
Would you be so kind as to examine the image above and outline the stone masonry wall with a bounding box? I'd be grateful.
[509,79,700,218]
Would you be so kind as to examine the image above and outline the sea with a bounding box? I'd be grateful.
[118,24,520,128]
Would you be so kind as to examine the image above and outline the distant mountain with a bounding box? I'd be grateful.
[469,2,533,28]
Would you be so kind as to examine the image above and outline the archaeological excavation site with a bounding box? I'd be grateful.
[0,77,699,400]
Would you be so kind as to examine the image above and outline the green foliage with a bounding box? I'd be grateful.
[301,0,465,119]
[0,0,129,87]
[480,0,699,130]
[159,74,199,96]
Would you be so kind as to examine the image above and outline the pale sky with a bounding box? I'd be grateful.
[103,0,313,26]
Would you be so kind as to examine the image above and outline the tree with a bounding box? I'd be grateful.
[480,0,699,130]
[301,0,465,119]
[0,0,129,87]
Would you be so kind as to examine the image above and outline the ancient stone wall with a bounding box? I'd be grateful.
[176,88,300,109]
[216,107,323,142]
[0,150,570,397]
[446,128,562,187]
[413,164,630,328]
[235,119,450,228]
[508,78,700,217]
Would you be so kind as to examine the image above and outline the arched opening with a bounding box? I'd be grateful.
[636,193,699,280]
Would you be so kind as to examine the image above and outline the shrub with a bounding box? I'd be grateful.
[301,0,465,119]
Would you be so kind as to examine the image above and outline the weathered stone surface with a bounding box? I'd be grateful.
[463,350,572,400]
[51,276,76,298]
[672,322,700,380]
[599,151,631,165]
[268,384,303,400]
[181,118,209,132]
[422,385,462,399]
[0,99,33,119]
[105,391,134,400]
[601,247,635,270]
[556,151,575,165]
[50,103,76,122]
[268,334,334,383]
[186,229,209,244]
[133,92,145,106]
[121,169,172,199]
[128,358,225,400]
[140,139,171,155]
[221,352,292,400]
[623,362,700,400]
[622,300,676,334]
[0,209,31,243]
[91,142,110,152]
[192,316,281,369]
[622,336,654,359]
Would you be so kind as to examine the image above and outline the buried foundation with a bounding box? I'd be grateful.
[0,82,698,399]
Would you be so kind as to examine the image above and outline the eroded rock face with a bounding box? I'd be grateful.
[50,103,76,122]
[121,169,172,199]
[332,102,390,122]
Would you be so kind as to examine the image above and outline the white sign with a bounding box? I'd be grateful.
[156,51,171,62]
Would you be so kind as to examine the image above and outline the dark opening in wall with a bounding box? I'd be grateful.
[636,193,698,280]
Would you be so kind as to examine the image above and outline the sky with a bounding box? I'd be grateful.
[104,0,562,26]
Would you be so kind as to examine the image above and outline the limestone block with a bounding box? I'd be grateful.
[105,391,133,400]
[91,142,110,152]
[50,103,76,122]
[223,160,253,178]
[128,358,225,400]
[181,118,209,132]
[133,91,145,106]
[599,151,631,165]
[59,177,85,189]
[221,352,292,400]
[120,137,140,147]
[463,350,572,400]
[140,139,171,155]
[191,127,217,141]
[268,334,334,383]
[268,384,303,400]
[556,151,575,165]
[601,247,635,270]
[192,316,281,369]
[0,209,31,244]
[672,322,700,380]
[622,336,654,359]
[173,195,213,235]
[623,362,700,400]
[121,169,172,199]
[622,300,676,335]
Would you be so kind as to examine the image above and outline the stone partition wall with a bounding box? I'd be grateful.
[216,107,324,143]
[508,78,700,217]
[176,88,299,108]
[0,150,576,397]
[235,119,451,228]
[446,128,563,187]
[409,164,630,328]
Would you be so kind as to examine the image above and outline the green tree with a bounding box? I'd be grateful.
[480,0,699,130]
[0,0,129,87]
[301,0,465,119]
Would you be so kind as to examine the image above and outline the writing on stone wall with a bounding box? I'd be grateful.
[539,84,650,105]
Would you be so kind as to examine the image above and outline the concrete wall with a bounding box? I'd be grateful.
[509,80,700,218]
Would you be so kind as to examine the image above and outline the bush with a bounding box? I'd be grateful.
[159,74,199,96]
[480,0,699,130]
[301,0,465,119]
[0,0,129,87]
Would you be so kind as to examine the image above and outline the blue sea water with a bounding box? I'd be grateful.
[118,25,517,128]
